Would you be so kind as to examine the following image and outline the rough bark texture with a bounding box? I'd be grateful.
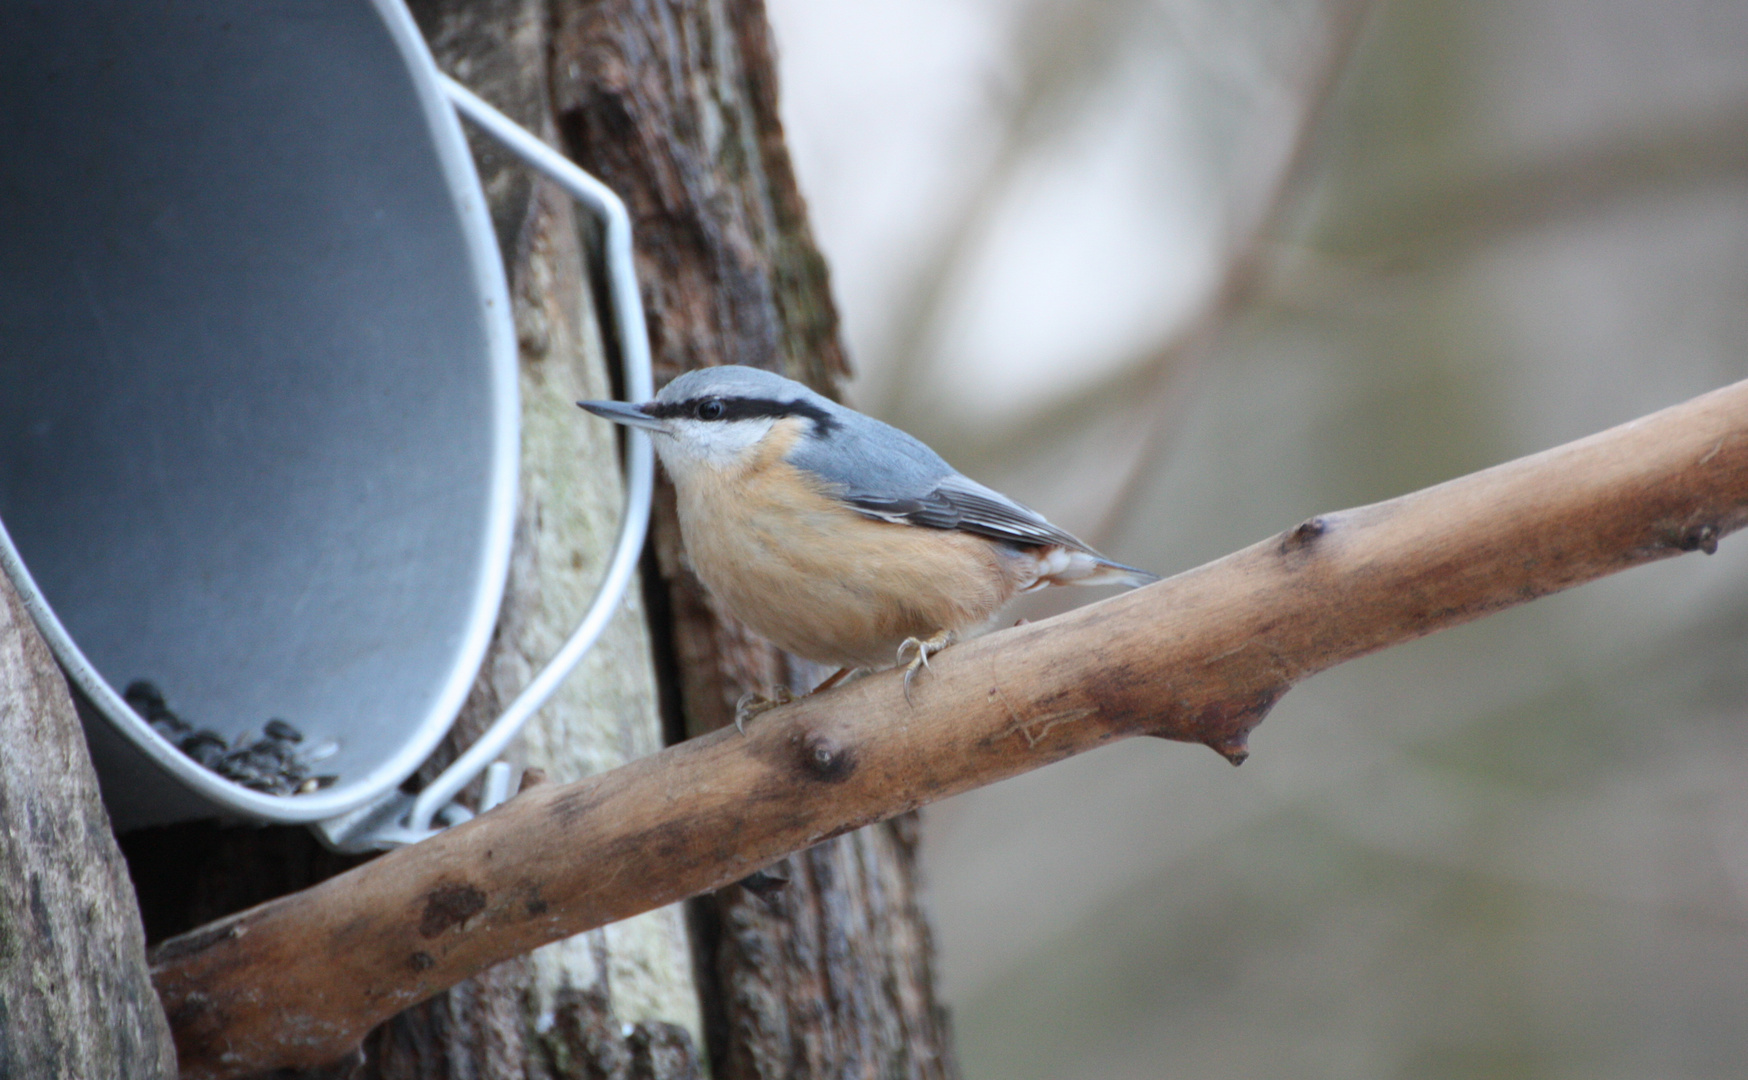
[552,0,848,389]
[550,3,955,1079]
[696,816,958,1080]
[151,377,1748,1079]
[0,572,178,1078]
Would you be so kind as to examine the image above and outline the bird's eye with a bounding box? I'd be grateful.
[696,399,726,421]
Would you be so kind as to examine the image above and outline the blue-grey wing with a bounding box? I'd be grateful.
[788,410,1090,552]
[845,475,1090,550]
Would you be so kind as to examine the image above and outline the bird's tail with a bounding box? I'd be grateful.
[1077,556,1160,588]
[1029,546,1161,590]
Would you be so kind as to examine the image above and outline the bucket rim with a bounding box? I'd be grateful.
[0,0,520,825]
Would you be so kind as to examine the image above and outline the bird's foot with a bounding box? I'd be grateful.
[897,629,955,705]
[734,685,794,734]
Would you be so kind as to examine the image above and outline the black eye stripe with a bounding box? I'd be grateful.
[644,395,840,436]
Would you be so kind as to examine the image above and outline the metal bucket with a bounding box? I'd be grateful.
[0,0,652,846]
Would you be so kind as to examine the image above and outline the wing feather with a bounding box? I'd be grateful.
[846,476,1089,552]
[786,407,1096,552]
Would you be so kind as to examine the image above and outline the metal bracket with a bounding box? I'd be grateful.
[315,77,656,853]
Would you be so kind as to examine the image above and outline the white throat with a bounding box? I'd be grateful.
[654,416,779,482]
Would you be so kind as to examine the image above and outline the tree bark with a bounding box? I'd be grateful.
[694,815,958,1080]
[550,3,956,1079]
[0,572,177,1078]
[151,375,1748,1079]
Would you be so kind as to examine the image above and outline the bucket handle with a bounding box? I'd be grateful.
[314,76,656,851]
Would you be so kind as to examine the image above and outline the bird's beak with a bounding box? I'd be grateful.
[577,399,666,432]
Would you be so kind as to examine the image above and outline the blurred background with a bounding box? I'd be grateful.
[763,0,1748,1077]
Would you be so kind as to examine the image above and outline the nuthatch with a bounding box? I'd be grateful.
[580,365,1157,716]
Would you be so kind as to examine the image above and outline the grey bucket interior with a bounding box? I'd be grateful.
[0,0,517,829]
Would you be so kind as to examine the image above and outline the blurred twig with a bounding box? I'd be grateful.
[874,0,1151,425]
[871,0,1377,540]
[1323,98,1748,263]
[1083,0,1377,545]
[1195,100,1748,347]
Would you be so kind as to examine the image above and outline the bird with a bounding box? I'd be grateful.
[579,365,1157,724]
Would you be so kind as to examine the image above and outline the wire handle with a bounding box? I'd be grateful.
[315,76,656,852]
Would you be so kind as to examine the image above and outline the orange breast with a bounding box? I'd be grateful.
[671,420,1025,669]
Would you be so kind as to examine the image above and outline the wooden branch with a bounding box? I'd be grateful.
[152,378,1748,1078]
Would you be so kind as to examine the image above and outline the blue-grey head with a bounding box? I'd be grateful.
[578,365,859,480]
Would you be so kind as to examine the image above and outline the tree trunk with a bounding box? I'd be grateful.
[551,1,959,1076]
[0,571,177,1079]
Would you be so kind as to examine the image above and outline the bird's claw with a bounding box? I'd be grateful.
[733,686,794,734]
[897,630,955,706]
